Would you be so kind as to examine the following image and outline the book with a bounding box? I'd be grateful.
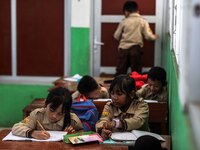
[101,138,135,146]
[68,133,103,144]
[63,131,103,144]
[93,98,112,102]
[144,100,158,103]
[63,74,82,82]
[2,131,67,142]
[111,130,165,142]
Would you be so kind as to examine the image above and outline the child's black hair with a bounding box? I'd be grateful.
[134,135,163,150]
[77,75,98,97]
[109,75,136,95]
[148,66,167,86]
[123,1,138,13]
[45,87,72,130]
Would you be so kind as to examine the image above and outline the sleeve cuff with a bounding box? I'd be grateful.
[26,129,34,138]
[120,119,127,131]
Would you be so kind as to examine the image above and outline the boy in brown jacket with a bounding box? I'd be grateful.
[114,1,159,76]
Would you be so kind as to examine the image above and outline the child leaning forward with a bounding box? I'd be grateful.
[12,87,83,140]
[96,75,149,140]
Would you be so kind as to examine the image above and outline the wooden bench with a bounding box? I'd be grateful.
[49,77,113,92]
[148,102,168,134]
[23,98,168,134]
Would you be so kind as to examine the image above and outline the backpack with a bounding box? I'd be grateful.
[71,100,99,131]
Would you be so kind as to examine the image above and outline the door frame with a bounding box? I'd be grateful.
[64,0,71,76]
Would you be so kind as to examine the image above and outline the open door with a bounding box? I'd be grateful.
[91,0,164,76]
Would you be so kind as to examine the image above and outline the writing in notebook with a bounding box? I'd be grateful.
[2,131,67,142]
[111,130,165,141]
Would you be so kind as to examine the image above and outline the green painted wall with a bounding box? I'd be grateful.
[0,84,50,127]
[71,27,90,76]
[164,34,195,150]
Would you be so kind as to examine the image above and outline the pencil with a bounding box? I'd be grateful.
[77,137,84,142]
[37,120,46,131]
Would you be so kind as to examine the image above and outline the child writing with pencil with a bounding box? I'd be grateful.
[12,87,83,140]
[96,75,149,140]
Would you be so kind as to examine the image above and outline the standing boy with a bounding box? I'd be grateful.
[114,1,159,76]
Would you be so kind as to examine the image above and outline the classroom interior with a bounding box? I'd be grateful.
[0,0,200,150]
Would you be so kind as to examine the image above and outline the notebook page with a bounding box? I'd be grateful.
[2,131,67,142]
[144,100,158,103]
[132,130,165,141]
[111,132,137,141]
[93,99,112,102]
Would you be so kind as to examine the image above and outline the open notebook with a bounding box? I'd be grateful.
[2,131,67,142]
[111,130,165,141]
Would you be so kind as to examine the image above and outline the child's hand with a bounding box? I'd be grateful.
[105,121,115,131]
[31,130,50,140]
[64,125,75,134]
[101,128,112,140]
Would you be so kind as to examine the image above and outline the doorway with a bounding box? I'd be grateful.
[91,0,164,76]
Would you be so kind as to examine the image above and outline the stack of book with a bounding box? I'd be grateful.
[63,131,103,144]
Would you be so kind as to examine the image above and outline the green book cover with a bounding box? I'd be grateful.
[63,131,102,144]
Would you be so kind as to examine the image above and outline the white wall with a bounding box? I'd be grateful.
[71,0,90,28]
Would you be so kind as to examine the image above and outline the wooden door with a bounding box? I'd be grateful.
[0,0,12,75]
[17,0,64,76]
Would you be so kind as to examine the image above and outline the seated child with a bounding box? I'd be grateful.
[96,75,149,140]
[136,66,168,102]
[72,75,109,101]
[12,87,83,140]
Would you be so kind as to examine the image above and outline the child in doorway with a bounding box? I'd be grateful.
[136,66,168,102]
[114,1,159,76]
[12,87,83,140]
[96,75,149,140]
[72,75,109,101]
